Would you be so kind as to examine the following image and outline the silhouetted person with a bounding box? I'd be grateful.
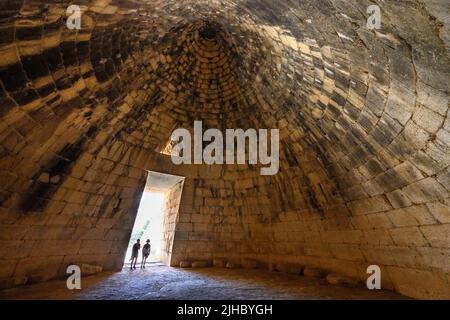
[141,239,151,269]
[130,239,140,270]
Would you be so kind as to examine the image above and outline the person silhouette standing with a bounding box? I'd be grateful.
[130,239,140,270]
[141,239,151,269]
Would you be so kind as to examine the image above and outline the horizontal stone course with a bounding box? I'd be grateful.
[0,0,448,300]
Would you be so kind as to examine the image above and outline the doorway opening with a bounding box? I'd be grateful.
[124,171,185,267]
[124,191,165,263]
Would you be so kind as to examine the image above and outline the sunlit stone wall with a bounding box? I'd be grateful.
[0,0,448,298]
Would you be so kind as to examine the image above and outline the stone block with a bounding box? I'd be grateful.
[417,247,450,273]
[363,229,394,245]
[385,85,415,125]
[389,227,427,246]
[303,267,327,278]
[213,258,227,268]
[14,256,63,281]
[326,273,359,287]
[367,213,393,229]
[179,261,192,268]
[420,224,450,248]
[348,196,392,215]
[412,106,444,134]
[275,263,304,275]
[191,260,210,268]
[387,206,436,227]
[81,264,103,276]
[226,261,241,269]
[387,266,450,299]
[417,81,448,116]
[386,189,412,208]
[14,276,28,286]
[426,201,450,224]
[241,258,258,269]
[0,278,15,290]
[403,178,448,204]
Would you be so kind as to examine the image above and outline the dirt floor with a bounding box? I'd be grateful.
[0,262,408,300]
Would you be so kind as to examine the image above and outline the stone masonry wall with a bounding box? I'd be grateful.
[160,178,185,265]
[0,0,448,299]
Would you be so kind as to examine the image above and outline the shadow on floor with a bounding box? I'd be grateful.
[0,262,409,300]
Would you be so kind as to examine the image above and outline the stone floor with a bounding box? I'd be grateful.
[0,262,408,300]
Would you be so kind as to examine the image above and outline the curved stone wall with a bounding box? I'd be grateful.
[0,0,448,299]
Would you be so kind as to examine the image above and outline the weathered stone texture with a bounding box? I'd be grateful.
[0,0,449,300]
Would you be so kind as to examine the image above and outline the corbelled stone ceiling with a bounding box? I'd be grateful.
[0,0,449,299]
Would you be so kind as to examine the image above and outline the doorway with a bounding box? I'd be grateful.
[124,191,165,263]
[124,171,185,267]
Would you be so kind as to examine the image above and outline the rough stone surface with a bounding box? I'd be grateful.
[226,262,241,269]
[0,278,15,290]
[81,264,103,276]
[213,258,228,268]
[191,261,210,268]
[304,267,327,279]
[241,259,258,270]
[0,0,448,300]
[0,263,408,300]
[326,274,359,288]
[275,263,304,275]
[179,261,192,268]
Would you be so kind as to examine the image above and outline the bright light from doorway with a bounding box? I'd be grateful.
[124,191,166,263]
